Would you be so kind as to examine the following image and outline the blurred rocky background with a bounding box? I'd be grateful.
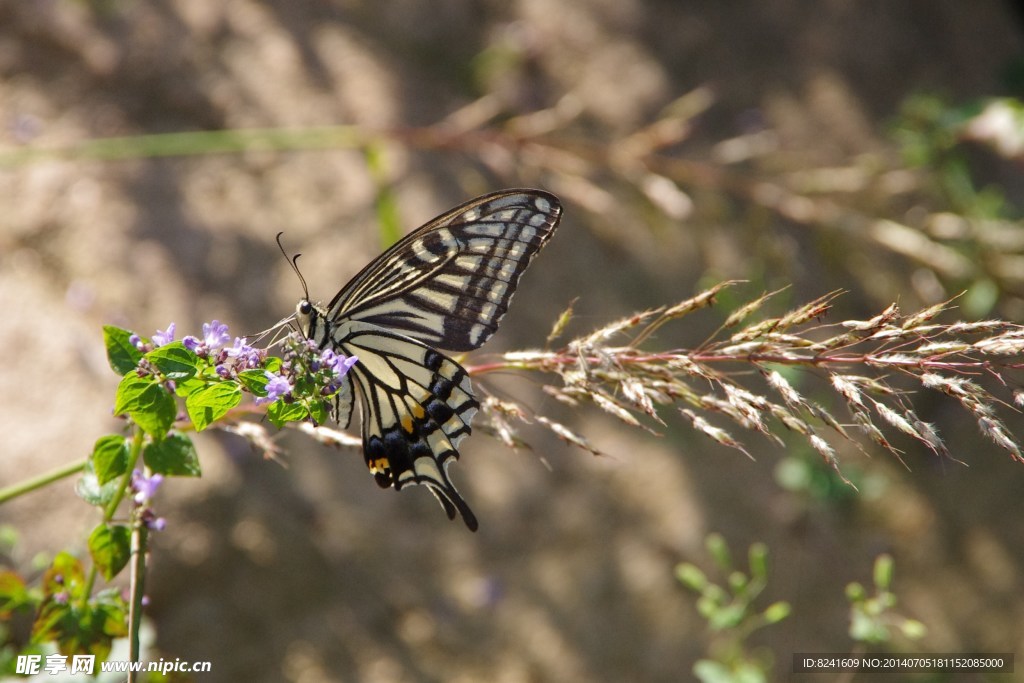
[2,1,1023,681]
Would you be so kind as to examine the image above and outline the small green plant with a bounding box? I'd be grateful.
[675,534,791,683]
[0,321,355,678]
[846,554,927,646]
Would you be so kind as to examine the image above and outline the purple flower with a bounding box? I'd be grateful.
[130,469,164,505]
[152,323,176,347]
[226,337,249,358]
[263,371,293,402]
[141,508,167,531]
[321,349,358,379]
[202,320,231,350]
[227,337,262,367]
[183,320,231,354]
[129,334,143,350]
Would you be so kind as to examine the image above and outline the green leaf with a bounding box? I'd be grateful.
[763,601,792,624]
[267,400,310,427]
[693,659,733,683]
[33,589,127,660]
[146,342,198,380]
[103,325,142,376]
[708,603,747,631]
[706,533,731,571]
[88,524,131,582]
[174,377,206,397]
[748,542,769,580]
[41,552,86,600]
[674,562,708,591]
[900,619,927,640]
[94,588,129,638]
[143,432,200,477]
[849,609,887,643]
[91,435,130,486]
[727,570,748,593]
[0,570,32,617]
[237,369,270,395]
[873,553,894,590]
[307,399,328,426]
[34,554,92,651]
[185,381,241,431]
[114,374,177,437]
[76,460,122,506]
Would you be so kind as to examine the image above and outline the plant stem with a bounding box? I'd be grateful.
[104,429,145,520]
[0,125,364,167]
[83,430,145,602]
[466,349,1011,376]
[127,520,149,682]
[0,459,86,504]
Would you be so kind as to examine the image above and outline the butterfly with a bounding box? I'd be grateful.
[291,189,562,531]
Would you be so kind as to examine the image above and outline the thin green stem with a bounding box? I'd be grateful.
[0,459,86,504]
[0,125,365,167]
[104,429,145,521]
[83,429,145,603]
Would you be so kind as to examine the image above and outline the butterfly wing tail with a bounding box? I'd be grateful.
[342,324,480,530]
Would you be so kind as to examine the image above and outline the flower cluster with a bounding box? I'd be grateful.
[128,323,175,354]
[182,320,266,375]
[133,320,267,380]
[125,319,357,427]
[258,336,358,405]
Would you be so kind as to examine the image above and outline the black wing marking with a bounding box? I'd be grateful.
[330,321,480,530]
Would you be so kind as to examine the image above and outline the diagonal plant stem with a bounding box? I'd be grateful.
[0,460,86,504]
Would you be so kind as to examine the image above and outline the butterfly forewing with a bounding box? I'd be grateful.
[327,190,562,352]
[300,189,561,530]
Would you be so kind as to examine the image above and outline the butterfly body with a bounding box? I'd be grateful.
[294,189,562,531]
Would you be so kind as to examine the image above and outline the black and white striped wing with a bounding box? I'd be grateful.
[326,189,562,352]
[299,189,561,531]
[329,322,480,530]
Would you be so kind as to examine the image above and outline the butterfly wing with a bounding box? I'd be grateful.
[329,321,479,530]
[300,189,561,530]
[326,189,562,352]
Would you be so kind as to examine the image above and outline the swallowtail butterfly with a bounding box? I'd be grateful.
[292,189,562,531]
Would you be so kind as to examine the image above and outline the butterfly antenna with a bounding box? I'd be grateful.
[248,313,298,349]
[276,231,309,301]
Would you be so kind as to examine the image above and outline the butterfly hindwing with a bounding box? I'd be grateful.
[297,189,561,530]
[330,321,480,530]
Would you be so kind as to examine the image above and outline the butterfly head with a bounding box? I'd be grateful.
[294,298,326,342]
[277,232,322,341]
